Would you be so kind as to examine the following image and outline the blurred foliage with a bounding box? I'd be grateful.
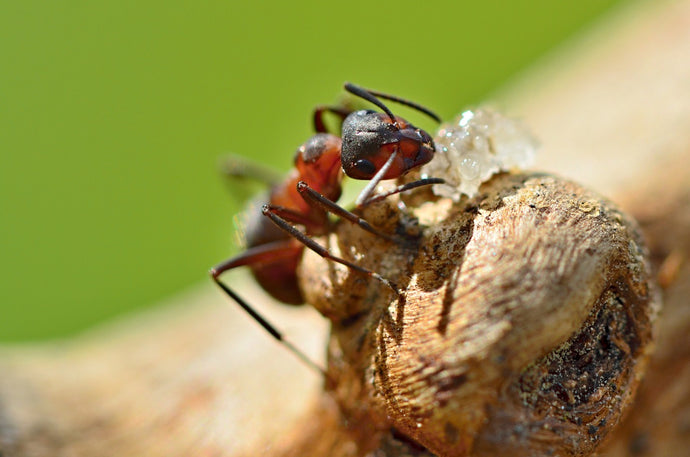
[0,0,628,340]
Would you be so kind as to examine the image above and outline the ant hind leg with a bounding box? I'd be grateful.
[219,154,283,188]
[313,105,353,134]
[210,242,327,377]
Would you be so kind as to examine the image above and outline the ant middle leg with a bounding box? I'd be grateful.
[295,181,399,243]
[261,204,399,295]
[296,177,447,247]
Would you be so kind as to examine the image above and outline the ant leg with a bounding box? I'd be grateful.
[359,177,446,207]
[355,149,399,207]
[263,203,318,228]
[262,204,399,294]
[219,153,283,187]
[352,152,444,208]
[210,241,327,377]
[295,181,398,243]
[313,105,352,134]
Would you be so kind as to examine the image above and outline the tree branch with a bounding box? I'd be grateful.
[2,1,689,455]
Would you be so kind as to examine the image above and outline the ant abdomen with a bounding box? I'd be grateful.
[250,242,303,305]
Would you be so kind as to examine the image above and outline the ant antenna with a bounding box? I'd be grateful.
[344,82,397,123]
[344,82,442,124]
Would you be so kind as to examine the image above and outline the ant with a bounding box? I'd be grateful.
[210,83,443,374]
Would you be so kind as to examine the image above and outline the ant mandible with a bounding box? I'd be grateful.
[210,83,443,374]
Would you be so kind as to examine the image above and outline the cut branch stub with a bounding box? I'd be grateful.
[298,172,660,457]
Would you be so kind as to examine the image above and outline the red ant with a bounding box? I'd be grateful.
[210,83,442,373]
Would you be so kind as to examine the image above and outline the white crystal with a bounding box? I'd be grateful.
[421,108,538,200]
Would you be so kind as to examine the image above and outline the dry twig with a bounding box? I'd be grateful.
[1,1,689,455]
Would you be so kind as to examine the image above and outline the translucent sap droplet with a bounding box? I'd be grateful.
[460,156,481,180]
[422,107,538,200]
[458,110,474,127]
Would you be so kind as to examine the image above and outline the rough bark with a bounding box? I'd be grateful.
[293,173,660,457]
[1,1,689,456]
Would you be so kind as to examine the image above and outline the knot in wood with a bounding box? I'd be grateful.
[298,172,660,457]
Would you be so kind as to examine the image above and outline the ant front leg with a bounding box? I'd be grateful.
[209,241,327,377]
[261,203,399,295]
[352,151,445,208]
[349,141,446,208]
[358,177,446,207]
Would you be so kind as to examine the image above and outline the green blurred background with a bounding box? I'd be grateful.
[1,0,628,341]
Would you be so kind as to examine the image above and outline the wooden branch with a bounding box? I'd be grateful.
[2,1,689,455]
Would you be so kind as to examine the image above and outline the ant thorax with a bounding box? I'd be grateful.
[422,108,539,200]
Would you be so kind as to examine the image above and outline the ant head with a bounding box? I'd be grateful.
[340,109,435,180]
[339,83,440,181]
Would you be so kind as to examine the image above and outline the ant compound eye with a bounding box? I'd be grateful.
[354,159,376,177]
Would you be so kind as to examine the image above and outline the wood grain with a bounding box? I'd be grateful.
[1,1,689,455]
